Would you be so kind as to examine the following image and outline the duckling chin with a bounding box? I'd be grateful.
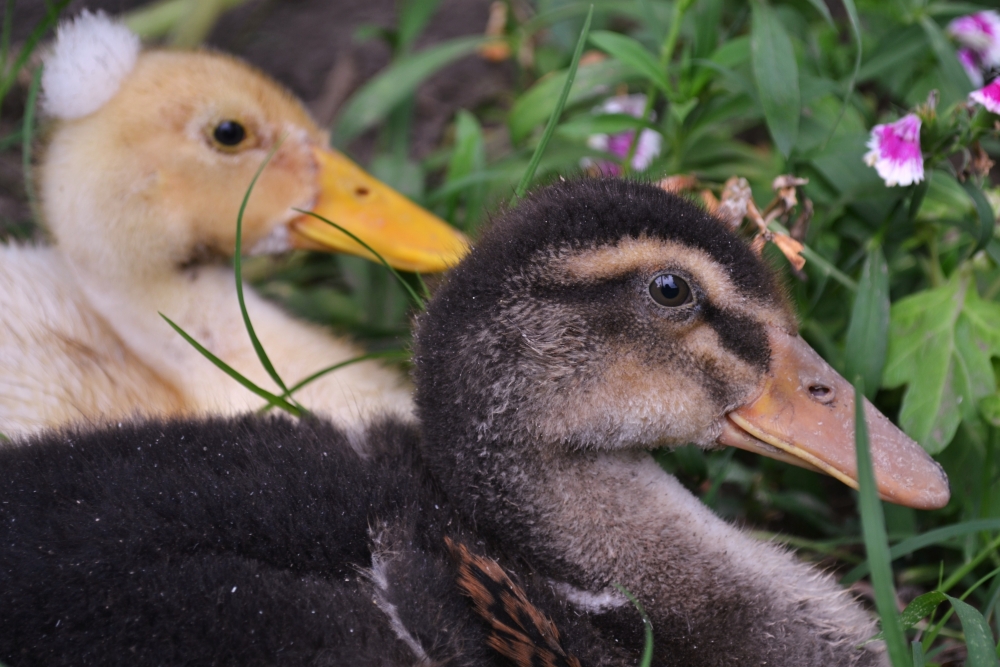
[0,180,948,667]
[0,12,468,438]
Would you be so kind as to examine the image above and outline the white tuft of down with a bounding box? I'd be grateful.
[41,11,140,120]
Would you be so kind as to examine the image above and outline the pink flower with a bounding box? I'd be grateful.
[948,11,1000,69]
[971,78,1000,113]
[583,94,662,175]
[958,48,985,87]
[863,114,924,187]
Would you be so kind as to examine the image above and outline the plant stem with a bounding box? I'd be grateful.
[622,0,693,174]
[513,4,593,199]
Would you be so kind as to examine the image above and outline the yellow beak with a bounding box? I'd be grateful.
[717,327,951,510]
[289,148,470,273]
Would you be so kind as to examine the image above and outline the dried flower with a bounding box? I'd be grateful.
[948,11,1000,68]
[863,114,924,187]
[583,94,662,175]
[970,78,1000,114]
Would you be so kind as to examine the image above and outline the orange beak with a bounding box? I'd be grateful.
[717,327,950,510]
[288,148,469,273]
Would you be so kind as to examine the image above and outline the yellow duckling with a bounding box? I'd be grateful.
[0,12,468,439]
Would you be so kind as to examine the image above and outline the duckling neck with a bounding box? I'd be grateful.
[64,253,286,411]
[449,441,883,666]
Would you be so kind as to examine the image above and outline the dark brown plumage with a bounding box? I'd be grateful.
[0,179,948,666]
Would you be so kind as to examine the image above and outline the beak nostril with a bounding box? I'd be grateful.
[355,186,370,197]
[808,384,834,403]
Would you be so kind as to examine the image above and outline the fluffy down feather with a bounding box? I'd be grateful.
[41,11,140,120]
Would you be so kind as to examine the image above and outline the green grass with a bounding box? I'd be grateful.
[4,1,1000,664]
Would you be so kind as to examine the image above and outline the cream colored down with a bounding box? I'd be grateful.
[0,49,412,439]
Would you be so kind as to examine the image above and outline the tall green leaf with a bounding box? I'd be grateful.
[945,596,1000,667]
[514,5,594,200]
[508,59,637,143]
[883,275,1000,453]
[0,0,70,111]
[845,247,890,399]
[842,519,1000,584]
[854,379,912,667]
[961,181,996,254]
[824,0,862,144]
[588,30,669,92]
[397,0,443,54]
[445,110,486,229]
[21,65,42,217]
[159,314,302,416]
[919,16,974,104]
[333,36,484,146]
[613,584,654,667]
[750,0,800,158]
[234,147,292,398]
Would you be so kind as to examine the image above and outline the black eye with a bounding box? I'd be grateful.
[213,120,246,147]
[649,273,692,307]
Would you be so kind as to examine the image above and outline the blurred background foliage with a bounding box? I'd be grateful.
[4,0,1000,663]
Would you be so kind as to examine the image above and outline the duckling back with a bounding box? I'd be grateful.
[0,245,185,437]
[0,414,619,666]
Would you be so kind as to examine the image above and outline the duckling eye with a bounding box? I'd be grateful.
[649,273,692,307]
[213,120,246,147]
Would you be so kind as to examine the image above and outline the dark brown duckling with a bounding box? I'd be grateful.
[0,179,948,667]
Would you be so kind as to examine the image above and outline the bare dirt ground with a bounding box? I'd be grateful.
[2,0,514,237]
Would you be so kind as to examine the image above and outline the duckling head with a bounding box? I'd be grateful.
[38,12,466,280]
[415,178,949,511]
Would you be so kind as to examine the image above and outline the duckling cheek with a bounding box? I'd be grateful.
[529,349,725,449]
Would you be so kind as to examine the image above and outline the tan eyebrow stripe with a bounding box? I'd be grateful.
[551,237,793,329]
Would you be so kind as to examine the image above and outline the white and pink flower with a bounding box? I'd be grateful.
[949,11,1000,82]
[971,78,1000,113]
[958,48,985,88]
[863,114,924,187]
[583,94,662,175]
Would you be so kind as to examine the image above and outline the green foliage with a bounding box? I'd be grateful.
[845,246,890,399]
[515,5,594,199]
[884,274,1000,454]
[613,584,654,667]
[750,0,799,157]
[946,596,1000,667]
[855,379,911,667]
[6,0,1000,663]
[333,36,485,146]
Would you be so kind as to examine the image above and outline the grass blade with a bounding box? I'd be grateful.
[292,209,426,309]
[854,378,911,667]
[842,519,1000,584]
[961,180,996,255]
[0,0,69,110]
[397,0,443,54]
[507,58,635,144]
[513,4,593,200]
[21,64,42,218]
[613,584,653,667]
[333,36,484,146]
[235,143,293,398]
[159,314,302,416]
[1,0,14,69]
[273,350,410,407]
[823,0,862,146]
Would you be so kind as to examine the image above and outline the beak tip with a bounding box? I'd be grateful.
[885,459,950,510]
